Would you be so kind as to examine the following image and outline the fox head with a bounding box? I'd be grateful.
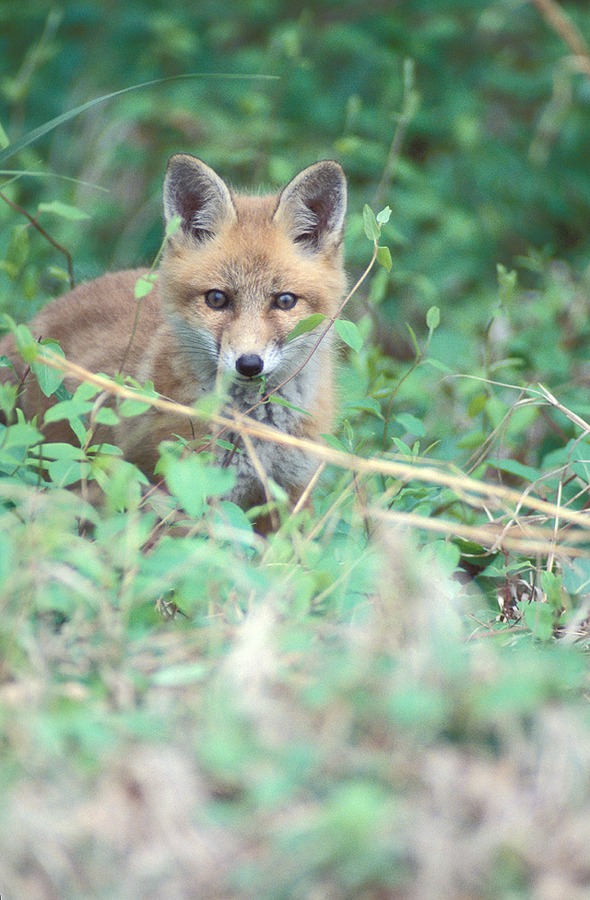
[158,154,347,386]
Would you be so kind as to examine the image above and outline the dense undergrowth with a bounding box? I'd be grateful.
[3,2,590,897]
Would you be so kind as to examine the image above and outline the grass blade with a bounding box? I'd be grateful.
[0,73,279,166]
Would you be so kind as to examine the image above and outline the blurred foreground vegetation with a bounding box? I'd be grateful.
[3,1,590,896]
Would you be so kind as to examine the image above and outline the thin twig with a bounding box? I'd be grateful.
[368,507,589,559]
[249,244,379,415]
[291,462,326,519]
[373,58,418,210]
[532,0,590,62]
[0,190,75,288]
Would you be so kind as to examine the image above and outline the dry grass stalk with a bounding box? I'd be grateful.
[36,348,590,546]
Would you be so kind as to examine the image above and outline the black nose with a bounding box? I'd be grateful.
[235,354,264,378]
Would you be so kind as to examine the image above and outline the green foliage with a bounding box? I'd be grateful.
[285,312,325,342]
[4,2,590,896]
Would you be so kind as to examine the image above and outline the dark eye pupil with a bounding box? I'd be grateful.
[277,293,297,309]
[206,290,228,308]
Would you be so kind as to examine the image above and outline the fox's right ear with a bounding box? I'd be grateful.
[274,160,347,252]
[163,154,236,240]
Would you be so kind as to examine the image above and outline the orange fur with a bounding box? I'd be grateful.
[0,156,347,512]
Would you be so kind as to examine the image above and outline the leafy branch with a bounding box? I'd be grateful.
[0,190,76,288]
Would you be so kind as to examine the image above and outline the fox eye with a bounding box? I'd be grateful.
[205,289,230,309]
[274,292,298,311]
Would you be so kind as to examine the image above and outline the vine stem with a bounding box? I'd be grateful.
[245,242,379,418]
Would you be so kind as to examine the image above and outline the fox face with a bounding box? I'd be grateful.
[158,155,347,395]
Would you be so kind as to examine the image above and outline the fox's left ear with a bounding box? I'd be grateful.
[274,161,347,252]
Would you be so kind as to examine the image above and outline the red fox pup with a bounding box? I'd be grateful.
[0,156,347,512]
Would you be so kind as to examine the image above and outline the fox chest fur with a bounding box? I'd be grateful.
[0,156,348,511]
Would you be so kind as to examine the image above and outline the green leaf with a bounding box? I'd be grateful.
[363,204,380,242]
[0,382,17,419]
[497,263,518,305]
[73,382,101,402]
[14,323,39,363]
[40,442,88,461]
[46,459,89,487]
[376,205,392,225]
[422,357,453,374]
[164,456,235,518]
[43,397,93,424]
[31,340,65,397]
[405,323,420,357]
[347,397,384,419]
[54,382,73,402]
[268,394,311,416]
[322,433,349,453]
[392,437,413,455]
[118,398,152,417]
[215,438,241,453]
[94,407,120,426]
[213,501,254,537]
[4,225,29,274]
[523,601,554,641]
[0,119,9,151]
[92,458,145,511]
[421,539,462,575]
[285,313,325,342]
[540,571,566,612]
[88,443,124,457]
[164,214,182,239]
[37,200,90,221]
[2,421,43,450]
[334,318,363,353]
[488,458,540,483]
[468,393,487,417]
[376,245,392,271]
[134,272,158,299]
[426,306,440,332]
[395,413,426,437]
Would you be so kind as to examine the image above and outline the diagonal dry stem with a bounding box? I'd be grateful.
[33,347,590,544]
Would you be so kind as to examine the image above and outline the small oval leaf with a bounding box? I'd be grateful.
[286,313,326,342]
[426,306,440,331]
[376,245,392,271]
[32,340,65,397]
[134,272,158,299]
[363,204,380,242]
[334,318,363,353]
[376,206,392,225]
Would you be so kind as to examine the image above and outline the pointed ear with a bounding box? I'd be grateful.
[274,161,347,251]
[163,154,236,240]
